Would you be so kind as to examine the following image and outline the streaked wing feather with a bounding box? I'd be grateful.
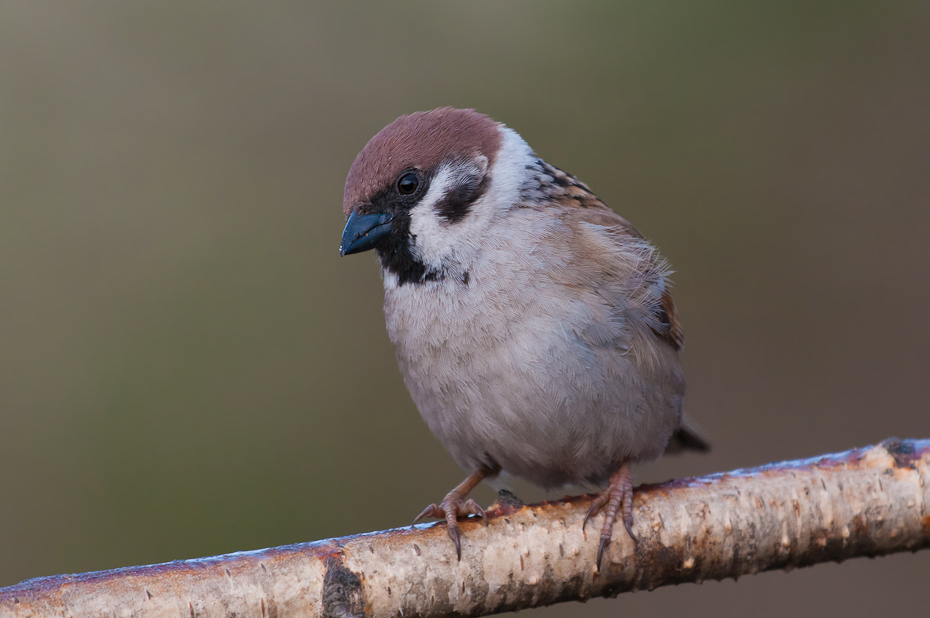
[541,160,683,350]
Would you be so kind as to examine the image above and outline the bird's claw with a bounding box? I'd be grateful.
[582,492,609,532]
[597,535,612,570]
[586,464,637,571]
[622,509,636,541]
[412,503,443,524]
[412,495,488,560]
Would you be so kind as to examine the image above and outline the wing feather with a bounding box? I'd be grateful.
[537,163,683,351]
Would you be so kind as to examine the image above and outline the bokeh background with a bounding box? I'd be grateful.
[2,2,929,615]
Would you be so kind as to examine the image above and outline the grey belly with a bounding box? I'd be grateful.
[399,331,684,488]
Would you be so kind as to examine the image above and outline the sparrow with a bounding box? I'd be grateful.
[339,107,708,568]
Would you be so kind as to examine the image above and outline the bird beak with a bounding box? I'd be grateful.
[340,211,394,256]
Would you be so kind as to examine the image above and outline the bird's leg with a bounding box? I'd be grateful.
[582,462,636,570]
[413,467,499,559]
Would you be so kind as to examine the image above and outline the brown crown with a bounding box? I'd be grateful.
[343,107,503,215]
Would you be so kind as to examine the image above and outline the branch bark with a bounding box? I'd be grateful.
[2,438,928,617]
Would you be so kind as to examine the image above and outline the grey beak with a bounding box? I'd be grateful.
[340,211,394,256]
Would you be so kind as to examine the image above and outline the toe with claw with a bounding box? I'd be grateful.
[583,463,637,570]
[414,497,487,559]
[411,468,497,560]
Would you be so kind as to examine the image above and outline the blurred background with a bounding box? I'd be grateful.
[2,2,928,615]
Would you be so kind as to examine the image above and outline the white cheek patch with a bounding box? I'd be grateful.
[405,129,538,277]
[408,165,456,271]
[408,160,493,272]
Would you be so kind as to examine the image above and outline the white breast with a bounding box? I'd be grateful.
[382,207,684,488]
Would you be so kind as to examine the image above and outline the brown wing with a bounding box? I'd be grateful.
[542,161,706,453]
[655,290,684,350]
[539,160,683,350]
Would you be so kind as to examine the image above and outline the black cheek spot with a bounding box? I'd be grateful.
[434,174,490,223]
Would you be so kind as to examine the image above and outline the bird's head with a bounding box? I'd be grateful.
[340,107,533,286]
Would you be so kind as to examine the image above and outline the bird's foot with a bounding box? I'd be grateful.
[412,468,496,560]
[582,463,636,570]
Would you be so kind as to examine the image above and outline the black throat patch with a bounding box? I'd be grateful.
[375,210,443,286]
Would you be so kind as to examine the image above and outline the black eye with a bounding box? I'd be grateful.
[396,172,420,195]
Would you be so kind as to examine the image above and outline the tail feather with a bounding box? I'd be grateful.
[665,413,711,454]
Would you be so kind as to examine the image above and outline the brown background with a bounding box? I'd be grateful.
[2,3,929,616]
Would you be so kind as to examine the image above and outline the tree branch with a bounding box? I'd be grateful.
[2,438,928,617]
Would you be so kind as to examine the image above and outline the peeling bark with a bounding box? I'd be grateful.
[2,438,928,617]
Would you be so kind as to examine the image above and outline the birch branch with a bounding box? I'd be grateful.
[2,438,928,617]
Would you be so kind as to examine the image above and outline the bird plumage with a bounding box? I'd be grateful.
[341,107,707,563]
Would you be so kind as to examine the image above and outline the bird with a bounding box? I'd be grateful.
[339,107,708,568]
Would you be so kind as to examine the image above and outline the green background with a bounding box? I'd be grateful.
[2,3,929,616]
